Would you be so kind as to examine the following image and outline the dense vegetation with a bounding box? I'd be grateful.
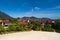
[0,25,6,34]
[53,20,60,33]
[0,19,60,34]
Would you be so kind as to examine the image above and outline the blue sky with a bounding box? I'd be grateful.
[0,0,60,19]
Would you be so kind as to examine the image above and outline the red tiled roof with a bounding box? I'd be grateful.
[40,20,54,23]
[0,20,10,23]
[19,22,28,24]
[40,20,47,23]
[0,20,2,22]
[47,20,52,23]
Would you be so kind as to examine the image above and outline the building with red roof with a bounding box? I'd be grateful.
[18,17,31,24]
[0,20,10,26]
[39,20,55,24]
[18,22,28,24]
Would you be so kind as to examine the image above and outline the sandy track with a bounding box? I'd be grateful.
[0,31,60,40]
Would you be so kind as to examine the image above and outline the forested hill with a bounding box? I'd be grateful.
[0,11,13,19]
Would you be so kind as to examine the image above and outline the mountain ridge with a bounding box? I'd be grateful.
[0,11,13,19]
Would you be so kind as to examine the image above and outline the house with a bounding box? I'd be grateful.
[0,20,10,26]
[39,20,55,24]
[18,21,28,24]
[18,18,31,24]
[39,19,55,29]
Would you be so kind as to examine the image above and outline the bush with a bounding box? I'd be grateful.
[54,20,60,33]
[32,26,40,31]
[16,26,25,31]
[16,25,26,31]
[8,25,16,32]
[0,25,6,34]
[42,24,54,32]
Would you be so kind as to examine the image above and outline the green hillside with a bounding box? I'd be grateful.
[0,11,13,19]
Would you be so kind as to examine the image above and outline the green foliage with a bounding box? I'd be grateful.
[54,20,60,33]
[0,11,13,19]
[8,25,16,31]
[10,19,18,24]
[16,25,25,31]
[29,21,41,31]
[32,26,40,31]
[42,24,54,32]
[0,25,6,34]
[1,19,60,34]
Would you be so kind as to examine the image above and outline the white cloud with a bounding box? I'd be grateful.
[34,7,40,10]
[28,7,41,13]
[25,7,41,14]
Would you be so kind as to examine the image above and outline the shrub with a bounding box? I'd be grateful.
[31,21,41,31]
[42,24,54,32]
[16,25,26,31]
[0,25,6,34]
[16,26,25,31]
[54,20,60,33]
[32,26,40,31]
[8,25,16,32]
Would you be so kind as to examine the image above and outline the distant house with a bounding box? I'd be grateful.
[39,20,55,24]
[39,19,55,28]
[18,21,28,24]
[0,20,10,26]
[18,18,31,24]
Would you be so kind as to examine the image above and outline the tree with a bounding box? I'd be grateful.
[54,20,60,33]
[0,25,6,34]
[29,21,41,31]
[42,24,54,32]
[16,25,25,31]
[8,25,16,32]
